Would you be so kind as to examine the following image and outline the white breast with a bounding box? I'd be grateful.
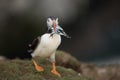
[31,33,61,58]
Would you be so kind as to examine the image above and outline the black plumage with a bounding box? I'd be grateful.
[48,16,57,20]
[28,37,40,53]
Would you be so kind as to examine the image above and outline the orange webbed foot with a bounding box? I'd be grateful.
[51,62,61,77]
[32,59,44,72]
[51,69,61,77]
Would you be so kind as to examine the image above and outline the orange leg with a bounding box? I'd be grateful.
[32,59,44,72]
[51,62,61,77]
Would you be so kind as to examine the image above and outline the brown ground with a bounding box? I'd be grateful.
[56,51,120,80]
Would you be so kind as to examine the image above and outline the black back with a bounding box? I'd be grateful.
[28,37,40,53]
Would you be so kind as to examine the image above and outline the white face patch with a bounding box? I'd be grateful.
[47,18,53,26]
[56,18,58,25]
[47,17,59,27]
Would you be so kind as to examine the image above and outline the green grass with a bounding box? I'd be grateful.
[0,59,89,80]
[0,51,119,80]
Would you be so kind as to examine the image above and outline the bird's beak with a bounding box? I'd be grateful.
[53,20,56,32]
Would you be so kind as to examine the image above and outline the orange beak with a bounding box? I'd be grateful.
[53,20,56,32]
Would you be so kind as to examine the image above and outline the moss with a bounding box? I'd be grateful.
[56,50,82,72]
[0,59,89,80]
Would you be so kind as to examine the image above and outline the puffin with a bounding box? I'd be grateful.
[28,16,70,77]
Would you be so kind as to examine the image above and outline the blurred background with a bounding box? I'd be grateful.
[0,0,120,65]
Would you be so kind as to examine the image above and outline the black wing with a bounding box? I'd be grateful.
[28,37,41,53]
